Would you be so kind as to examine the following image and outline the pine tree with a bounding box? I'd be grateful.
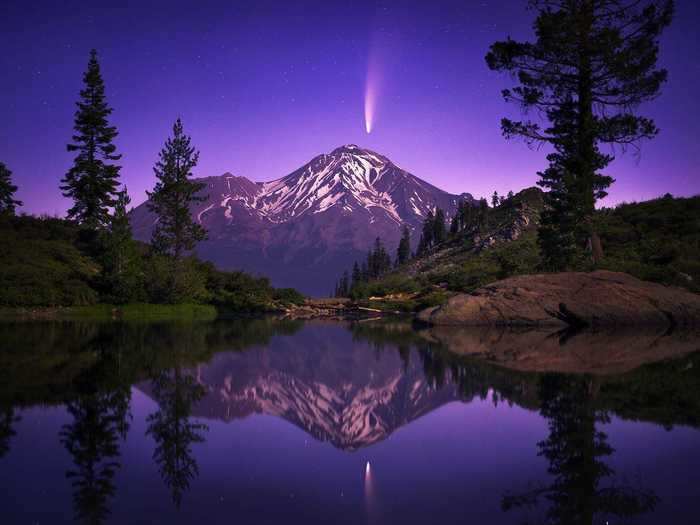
[366,237,391,279]
[487,0,673,268]
[450,212,460,235]
[340,271,350,297]
[351,262,362,287]
[60,49,121,229]
[433,208,446,245]
[419,210,435,255]
[396,225,411,266]
[477,198,489,229]
[148,118,207,260]
[360,261,369,282]
[0,162,22,215]
[102,187,140,302]
[491,191,500,208]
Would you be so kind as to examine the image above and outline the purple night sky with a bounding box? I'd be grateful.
[1,0,698,216]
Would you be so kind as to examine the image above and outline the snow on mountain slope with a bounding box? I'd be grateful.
[130,145,475,295]
[137,327,460,451]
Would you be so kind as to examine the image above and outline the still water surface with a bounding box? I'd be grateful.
[0,319,699,524]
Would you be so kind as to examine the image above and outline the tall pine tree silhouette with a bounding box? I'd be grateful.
[0,162,22,215]
[396,225,411,266]
[61,49,121,230]
[487,1,673,269]
[148,118,207,260]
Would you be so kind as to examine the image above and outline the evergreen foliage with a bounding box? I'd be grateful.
[351,261,362,287]
[433,208,447,245]
[0,215,304,310]
[148,118,207,260]
[396,225,411,266]
[334,236,393,297]
[417,210,435,256]
[367,237,392,279]
[486,0,674,269]
[0,162,22,215]
[477,198,489,228]
[417,208,448,256]
[60,49,122,229]
[101,187,141,303]
[450,199,476,235]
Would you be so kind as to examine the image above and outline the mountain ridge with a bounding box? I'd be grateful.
[131,145,475,295]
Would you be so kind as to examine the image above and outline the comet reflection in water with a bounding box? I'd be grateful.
[364,460,377,522]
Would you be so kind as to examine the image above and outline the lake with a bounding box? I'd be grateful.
[1,319,699,524]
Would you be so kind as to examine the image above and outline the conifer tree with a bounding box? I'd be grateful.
[433,208,447,245]
[351,262,362,288]
[477,198,489,229]
[0,162,22,215]
[396,225,411,266]
[366,237,391,279]
[450,212,460,235]
[148,118,207,260]
[61,49,121,229]
[102,187,140,302]
[487,0,673,268]
[491,191,500,208]
[340,271,350,297]
[418,210,435,255]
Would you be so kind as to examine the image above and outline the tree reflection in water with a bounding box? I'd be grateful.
[0,405,20,459]
[146,366,208,509]
[60,386,131,525]
[502,374,658,525]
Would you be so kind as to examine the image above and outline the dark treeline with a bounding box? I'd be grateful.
[333,192,518,298]
[334,236,393,297]
[487,0,673,270]
[0,49,303,310]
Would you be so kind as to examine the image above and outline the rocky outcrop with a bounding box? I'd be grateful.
[418,271,700,328]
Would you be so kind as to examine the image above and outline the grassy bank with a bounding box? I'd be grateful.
[0,303,218,322]
[0,214,306,315]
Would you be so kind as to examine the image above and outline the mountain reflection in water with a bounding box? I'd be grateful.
[0,319,698,524]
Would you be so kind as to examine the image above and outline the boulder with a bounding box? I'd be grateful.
[418,271,700,328]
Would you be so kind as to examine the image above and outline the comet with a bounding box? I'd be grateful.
[364,49,381,134]
[364,81,376,134]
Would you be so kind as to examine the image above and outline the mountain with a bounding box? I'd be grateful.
[130,145,473,296]
[138,323,462,451]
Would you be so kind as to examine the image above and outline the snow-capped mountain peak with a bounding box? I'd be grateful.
[257,145,401,222]
[130,145,474,295]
